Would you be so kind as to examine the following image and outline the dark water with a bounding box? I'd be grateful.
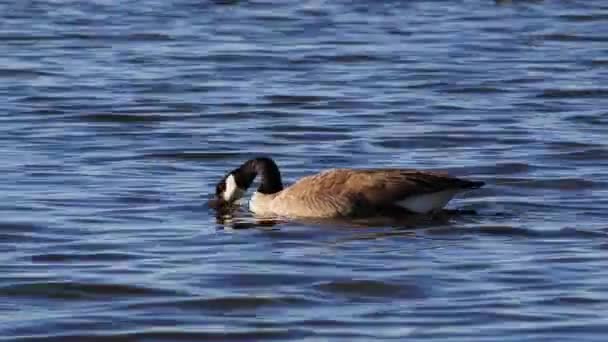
[2,0,608,340]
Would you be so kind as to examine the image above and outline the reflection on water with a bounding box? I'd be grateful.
[2,0,608,341]
[214,202,481,231]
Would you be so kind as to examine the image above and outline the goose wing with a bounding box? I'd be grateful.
[347,169,483,207]
[281,168,482,207]
[272,169,483,216]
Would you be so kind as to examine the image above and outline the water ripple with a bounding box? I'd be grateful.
[2,0,608,341]
[1,281,180,299]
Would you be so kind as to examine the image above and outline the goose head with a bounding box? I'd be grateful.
[215,172,247,205]
[214,157,284,206]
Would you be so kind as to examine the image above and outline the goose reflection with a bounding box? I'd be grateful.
[210,197,478,230]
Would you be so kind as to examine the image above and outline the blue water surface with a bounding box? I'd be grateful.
[1,1,608,341]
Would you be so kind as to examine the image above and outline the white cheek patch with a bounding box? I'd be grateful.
[223,174,245,202]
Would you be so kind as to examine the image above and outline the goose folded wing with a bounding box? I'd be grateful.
[341,169,477,206]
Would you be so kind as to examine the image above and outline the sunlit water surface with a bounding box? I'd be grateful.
[2,0,608,341]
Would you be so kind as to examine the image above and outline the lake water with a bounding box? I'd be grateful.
[2,0,608,341]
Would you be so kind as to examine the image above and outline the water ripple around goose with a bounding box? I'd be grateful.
[2,0,608,341]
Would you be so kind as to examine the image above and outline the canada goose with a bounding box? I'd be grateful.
[214,157,484,218]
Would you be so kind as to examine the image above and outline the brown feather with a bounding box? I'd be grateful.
[265,169,481,217]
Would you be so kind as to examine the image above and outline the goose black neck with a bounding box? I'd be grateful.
[234,157,283,195]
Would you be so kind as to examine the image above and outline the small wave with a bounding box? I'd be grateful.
[549,148,608,161]
[0,34,56,41]
[538,88,608,99]
[544,140,605,152]
[0,221,45,233]
[0,68,56,78]
[128,295,315,312]
[60,32,173,42]
[559,14,608,22]
[201,109,295,120]
[427,225,538,237]
[495,177,598,190]
[442,86,504,94]
[473,162,532,175]
[589,59,608,66]
[537,255,603,264]
[329,53,385,63]
[18,95,76,103]
[538,296,605,305]
[143,151,256,161]
[315,279,425,299]
[264,94,332,106]
[0,232,71,243]
[565,114,608,126]
[0,281,180,299]
[30,329,306,341]
[211,0,241,5]
[538,33,608,43]
[426,226,608,238]
[374,135,498,149]
[270,132,353,142]
[76,113,170,123]
[300,53,386,64]
[266,124,351,134]
[28,252,140,263]
[0,222,71,243]
[125,33,174,41]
